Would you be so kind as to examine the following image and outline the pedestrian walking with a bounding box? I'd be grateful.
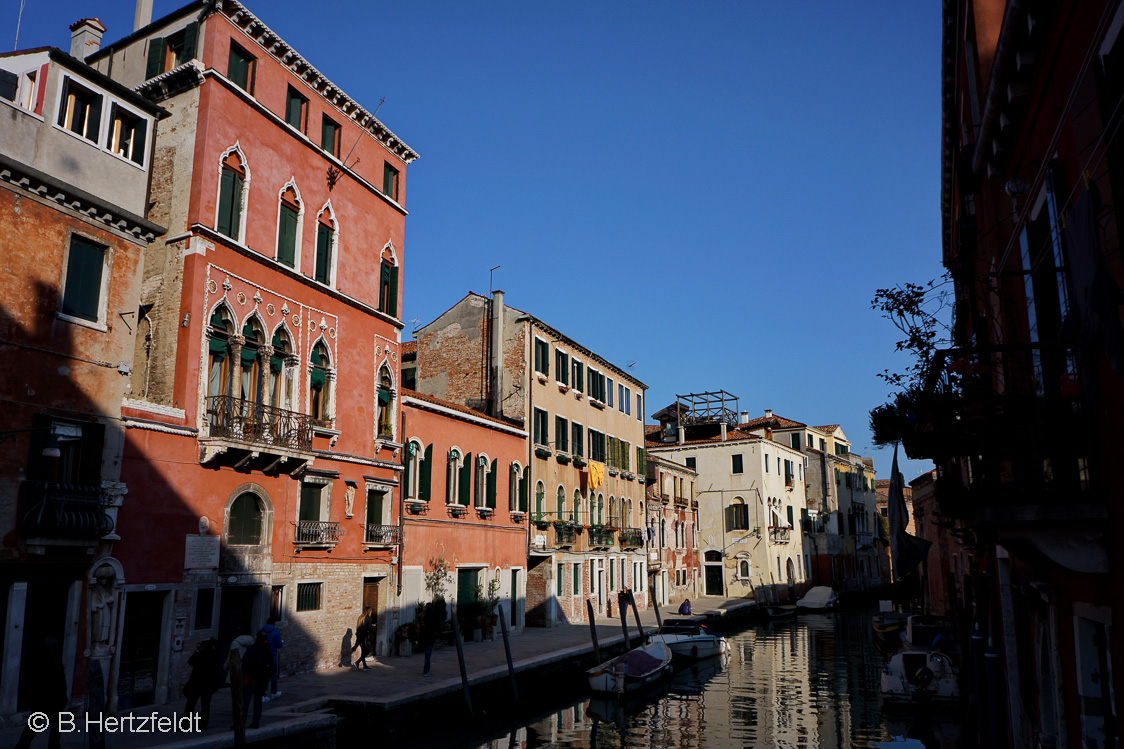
[183,638,221,729]
[420,602,440,677]
[352,609,373,669]
[240,631,273,730]
[224,629,255,686]
[260,617,284,700]
[14,637,66,749]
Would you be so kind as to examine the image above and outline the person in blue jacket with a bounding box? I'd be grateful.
[260,617,284,700]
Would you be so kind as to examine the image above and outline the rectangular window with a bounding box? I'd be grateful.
[533,408,548,446]
[314,223,332,284]
[557,564,564,596]
[820,439,826,451]
[57,77,102,142]
[383,163,399,201]
[277,203,298,267]
[194,588,215,631]
[555,416,568,453]
[572,360,584,393]
[589,430,606,463]
[589,369,605,402]
[732,454,743,474]
[296,582,322,612]
[379,261,398,315]
[607,377,614,407]
[784,459,794,485]
[227,42,255,93]
[108,104,146,165]
[299,482,325,522]
[61,235,106,323]
[534,338,550,376]
[728,503,749,531]
[791,433,801,450]
[572,422,583,457]
[765,454,769,473]
[270,585,285,621]
[636,393,642,421]
[618,383,625,412]
[285,86,307,131]
[321,115,340,157]
[217,165,244,239]
[573,563,580,595]
[555,350,569,385]
[145,23,199,79]
[625,387,631,415]
[685,457,696,471]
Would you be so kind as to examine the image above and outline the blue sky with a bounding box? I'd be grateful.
[10,1,943,481]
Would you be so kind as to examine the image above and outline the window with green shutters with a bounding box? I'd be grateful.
[459,452,473,506]
[309,342,329,420]
[144,22,198,80]
[533,338,549,376]
[519,469,529,512]
[227,42,255,93]
[321,115,340,157]
[555,416,568,452]
[379,260,398,316]
[60,235,105,323]
[419,444,433,501]
[299,482,324,522]
[572,360,583,392]
[555,350,569,385]
[636,447,646,476]
[277,188,300,267]
[791,433,802,450]
[533,408,548,447]
[573,563,580,595]
[383,163,399,201]
[589,430,606,463]
[216,152,245,240]
[572,423,583,457]
[314,212,333,285]
[535,481,545,518]
[557,486,565,519]
[285,86,307,131]
[557,564,564,596]
[486,458,497,508]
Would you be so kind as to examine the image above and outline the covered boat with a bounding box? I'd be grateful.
[651,619,729,660]
[880,649,960,704]
[795,586,838,611]
[587,641,673,696]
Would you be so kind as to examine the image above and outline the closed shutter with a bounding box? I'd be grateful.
[181,22,199,62]
[519,470,529,512]
[62,236,105,322]
[459,453,472,505]
[487,458,497,508]
[277,205,298,266]
[315,224,331,283]
[419,444,432,501]
[217,168,243,239]
[145,38,167,79]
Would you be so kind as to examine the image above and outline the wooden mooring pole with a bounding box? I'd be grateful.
[618,592,631,648]
[586,598,602,663]
[629,592,646,643]
[498,602,518,704]
[451,604,474,719]
[650,588,663,630]
[229,649,245,748]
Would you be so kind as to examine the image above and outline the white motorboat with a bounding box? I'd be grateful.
[651,619,729,660]
[880,648,960,704]
[587,641,673,696]
[795,586,838,611]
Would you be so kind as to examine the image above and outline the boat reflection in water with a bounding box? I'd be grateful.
[467,610,961,749]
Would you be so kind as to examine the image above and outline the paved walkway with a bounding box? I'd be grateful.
[0,596,756,748]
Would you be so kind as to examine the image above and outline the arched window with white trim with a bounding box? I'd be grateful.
[276,181,303,268]
[216,146,248,242]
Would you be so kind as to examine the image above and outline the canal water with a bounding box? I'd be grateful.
[406,609,962,749]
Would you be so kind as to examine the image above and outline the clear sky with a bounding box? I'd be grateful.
[10,1,943,481]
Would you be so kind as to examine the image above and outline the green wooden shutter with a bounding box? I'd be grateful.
[487,459,497,508]
[420,444,432,501]
[519,470,529,512]
[277,205,297,266]
[145,38,167,79]
[217,169,243,239]
[315,224,331,283]
[62,236,105,321]
[181,22,199,62]
[459,452,472,505]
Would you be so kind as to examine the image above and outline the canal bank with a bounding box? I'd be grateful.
[0,595,757,748]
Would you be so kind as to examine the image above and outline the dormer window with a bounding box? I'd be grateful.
[145,23,199,79]
[57,77,102,142]
[109,105,146,165]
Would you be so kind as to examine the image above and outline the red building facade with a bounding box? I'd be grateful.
[80,0,416,708]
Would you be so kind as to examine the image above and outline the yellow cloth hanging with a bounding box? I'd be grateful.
[588,461,605,490]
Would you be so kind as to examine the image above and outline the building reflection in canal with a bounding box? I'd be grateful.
[467,611,959,749]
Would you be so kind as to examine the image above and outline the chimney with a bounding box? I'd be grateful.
[764,409,773,419]
[134,0,154,32]
[739,411,749,424]
[720,423,727,441]
[69,18,106,59]
[489,291,505,418]
[677,426,685,446]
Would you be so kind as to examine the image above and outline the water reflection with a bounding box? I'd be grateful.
[469,610,960,749]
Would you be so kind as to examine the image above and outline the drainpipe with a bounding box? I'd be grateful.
[397,400,405,596]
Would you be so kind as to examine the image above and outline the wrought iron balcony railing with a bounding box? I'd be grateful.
[769,526,791,543]
[364,524,400,545]
[588,527,616,548]
[21,481,113,540]
[619,528,645,549]
[553,524,577,547]
[294,520,341,545]
[207,395,314,451]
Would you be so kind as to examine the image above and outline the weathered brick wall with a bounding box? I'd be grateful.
[525,559,549,627]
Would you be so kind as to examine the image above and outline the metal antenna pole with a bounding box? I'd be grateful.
[489,265,500,293]
[14,0,27,51]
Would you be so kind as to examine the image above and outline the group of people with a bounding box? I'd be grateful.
[182,616,283,731]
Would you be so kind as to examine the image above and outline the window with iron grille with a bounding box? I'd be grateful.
[296,582,322,611]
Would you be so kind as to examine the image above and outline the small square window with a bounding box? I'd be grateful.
[296,582,322,612]
[383,163,399,201]
[227,42,255,93]
[321,115,340,157]
[108,105,147,165]
[685,457,696,471]
[286,86,307,131]
[61,234,106,323]
[57,78,102,143]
